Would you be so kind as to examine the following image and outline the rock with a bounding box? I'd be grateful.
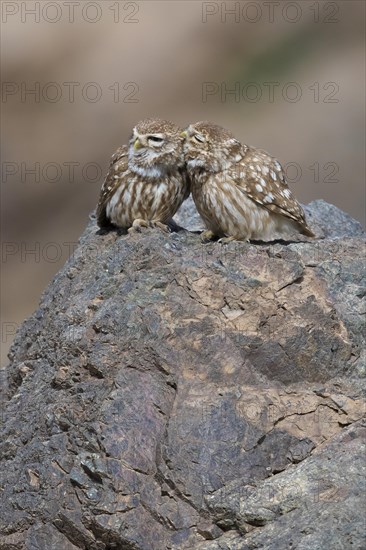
[199,422,366,550]
[1,200,365,549]
[304,199,365,239]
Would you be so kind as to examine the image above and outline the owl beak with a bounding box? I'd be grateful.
[180,131,188,138]
[133,138,142,150]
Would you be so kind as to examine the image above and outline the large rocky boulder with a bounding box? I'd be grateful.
[1,199,365,549]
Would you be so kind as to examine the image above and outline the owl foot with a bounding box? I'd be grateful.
[200,230,217,243]
[151,221,170,233]
[218,236,236,244]
[128,219,150,234]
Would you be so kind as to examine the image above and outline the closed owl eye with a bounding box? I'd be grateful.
[147,135,164,144]
[193,134,205,143]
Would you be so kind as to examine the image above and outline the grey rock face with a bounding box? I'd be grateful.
[1,200,365,549]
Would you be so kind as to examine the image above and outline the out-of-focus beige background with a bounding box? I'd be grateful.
[1,0,365,365]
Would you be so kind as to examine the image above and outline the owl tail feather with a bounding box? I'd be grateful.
[300,224,315,238]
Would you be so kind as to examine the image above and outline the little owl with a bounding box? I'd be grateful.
[182,121,314,242]
[97,118,190,232]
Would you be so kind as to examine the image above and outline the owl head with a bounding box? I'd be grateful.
[128,118,185,177]
[182,121,242,174]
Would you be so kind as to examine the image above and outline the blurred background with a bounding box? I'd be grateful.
[1,0,365,365]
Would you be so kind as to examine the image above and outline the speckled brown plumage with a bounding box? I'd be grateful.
[97,118,190,231]
[183,121,314,242]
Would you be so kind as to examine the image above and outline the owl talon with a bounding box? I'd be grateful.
[218,236,236,244]
[200,230,216,243]
[151,221,170,233]
[128,219,150,234]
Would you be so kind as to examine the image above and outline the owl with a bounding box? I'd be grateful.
[182,121,314,242]
[97,118,190,233]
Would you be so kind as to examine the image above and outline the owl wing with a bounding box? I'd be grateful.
[96,145,129,228]
[231,147,313,235]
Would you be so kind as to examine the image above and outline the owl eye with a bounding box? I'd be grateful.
[193,134,205,143]
[147,135,164,144]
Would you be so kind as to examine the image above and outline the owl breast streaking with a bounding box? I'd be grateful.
[183,121,314,242]
[97,118,190,232]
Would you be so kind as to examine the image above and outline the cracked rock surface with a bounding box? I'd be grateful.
[1,199,365,549]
